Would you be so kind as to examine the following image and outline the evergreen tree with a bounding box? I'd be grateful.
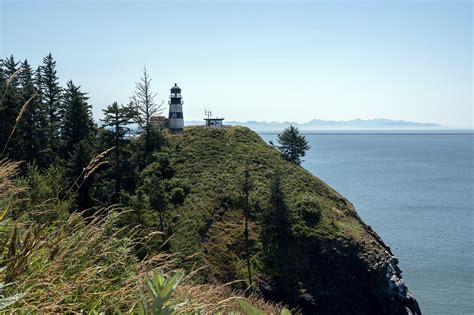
[0,55,21,156]
[0,58,5,102]
[149,175,168,233]
[61,80,94,157]
[68,140,94,211]
[32,65,50,166]
[276,125,311,165]
[130,67,164,155]
[14,60,39,162]
[240,166,254,286]
[140,153,176,238]
[141,162,168,238]
[40,53,62,154]
[59,80,95,210]
[101,102,137,200]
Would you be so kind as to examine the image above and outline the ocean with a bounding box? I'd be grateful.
[260,130,474,315]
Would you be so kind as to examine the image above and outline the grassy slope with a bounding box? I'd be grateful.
[0,160,284,314]
[165,126,384,283]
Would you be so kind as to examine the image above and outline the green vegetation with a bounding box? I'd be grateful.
[137,271,187,314]
[261,170,293,286]
[275,125,311,165]
[164,127,370,292]
[0,160,285,313]
[240,166,253,286]
[101,101,138,200]
[0,54,410,313]
[0,54,294,312]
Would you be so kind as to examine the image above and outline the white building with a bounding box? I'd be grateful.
[204,117,225,127]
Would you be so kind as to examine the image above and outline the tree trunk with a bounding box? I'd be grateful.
[245,192,252,286]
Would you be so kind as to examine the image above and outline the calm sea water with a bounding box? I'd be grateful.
[260,131,474,315]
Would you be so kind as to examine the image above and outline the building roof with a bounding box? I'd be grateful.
[150,116,168,123]
[171,83,181,92]
[204,117,225,121]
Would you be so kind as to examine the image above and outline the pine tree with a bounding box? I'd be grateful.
[240,166,254,286]
[101,102,137,200]
[140,153,176,238]
[32,65,50,166]
[0,55,21,157]
[61,80,94,157]
[40,53,62,154]
[276,125,311,165]
[148,176,167,233]
[131,67,164,155]
[141,161,168,238]
[0,58,5,101]
[14,60,39,162]
[68,140,94,211]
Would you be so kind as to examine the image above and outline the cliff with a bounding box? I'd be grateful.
[165,126,420,314]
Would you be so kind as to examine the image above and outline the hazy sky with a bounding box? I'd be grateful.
[1,0,472,127]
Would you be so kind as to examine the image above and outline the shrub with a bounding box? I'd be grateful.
[292,195,323,238]
[296,195,322,226]
[170,187,186,205]
[16,164,73,222]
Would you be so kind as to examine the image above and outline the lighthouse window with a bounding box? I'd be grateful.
[176,112,183,119]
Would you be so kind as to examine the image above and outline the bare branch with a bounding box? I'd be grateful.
[130,67,164,130]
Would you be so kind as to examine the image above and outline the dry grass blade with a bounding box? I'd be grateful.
[65,147,115,196]
[0,159,21,196]
[1,93,37,156]
[0,67,23,106]
[5,68,23,87]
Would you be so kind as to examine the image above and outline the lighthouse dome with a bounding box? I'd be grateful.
[171,83,181,93]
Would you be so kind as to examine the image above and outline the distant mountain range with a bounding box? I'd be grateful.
[186,118,440,131]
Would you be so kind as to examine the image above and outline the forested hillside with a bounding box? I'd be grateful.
[0,54,283,313]
[0,55,419,314]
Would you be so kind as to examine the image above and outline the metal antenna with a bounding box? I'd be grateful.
[205,108,213,119]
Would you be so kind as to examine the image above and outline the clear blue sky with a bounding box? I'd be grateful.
[1,0,472,127]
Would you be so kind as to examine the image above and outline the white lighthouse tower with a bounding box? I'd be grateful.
[168,83,184,130]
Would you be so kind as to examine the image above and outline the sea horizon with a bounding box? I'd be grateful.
[259,128,473,135]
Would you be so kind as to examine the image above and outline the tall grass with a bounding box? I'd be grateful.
[0,69,287,313]
[0,159,286,313]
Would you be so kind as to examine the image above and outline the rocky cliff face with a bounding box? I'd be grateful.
[166,126,421,314]
[257,198,422,314]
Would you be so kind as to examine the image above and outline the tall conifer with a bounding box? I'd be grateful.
[40,53,62,153]
[0,55,21,156]
[131,67,164,156]
[14,59,37,161]
[101,102,137,199]
[276,125,311,165]
[61,80,94,157]
[33,65,50,166]
[241,166,254,286]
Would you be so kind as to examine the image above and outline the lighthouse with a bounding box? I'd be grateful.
[168,83,184,130]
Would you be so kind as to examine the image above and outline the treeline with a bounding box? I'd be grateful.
[0,54,188,255]
[0,54,92,167]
